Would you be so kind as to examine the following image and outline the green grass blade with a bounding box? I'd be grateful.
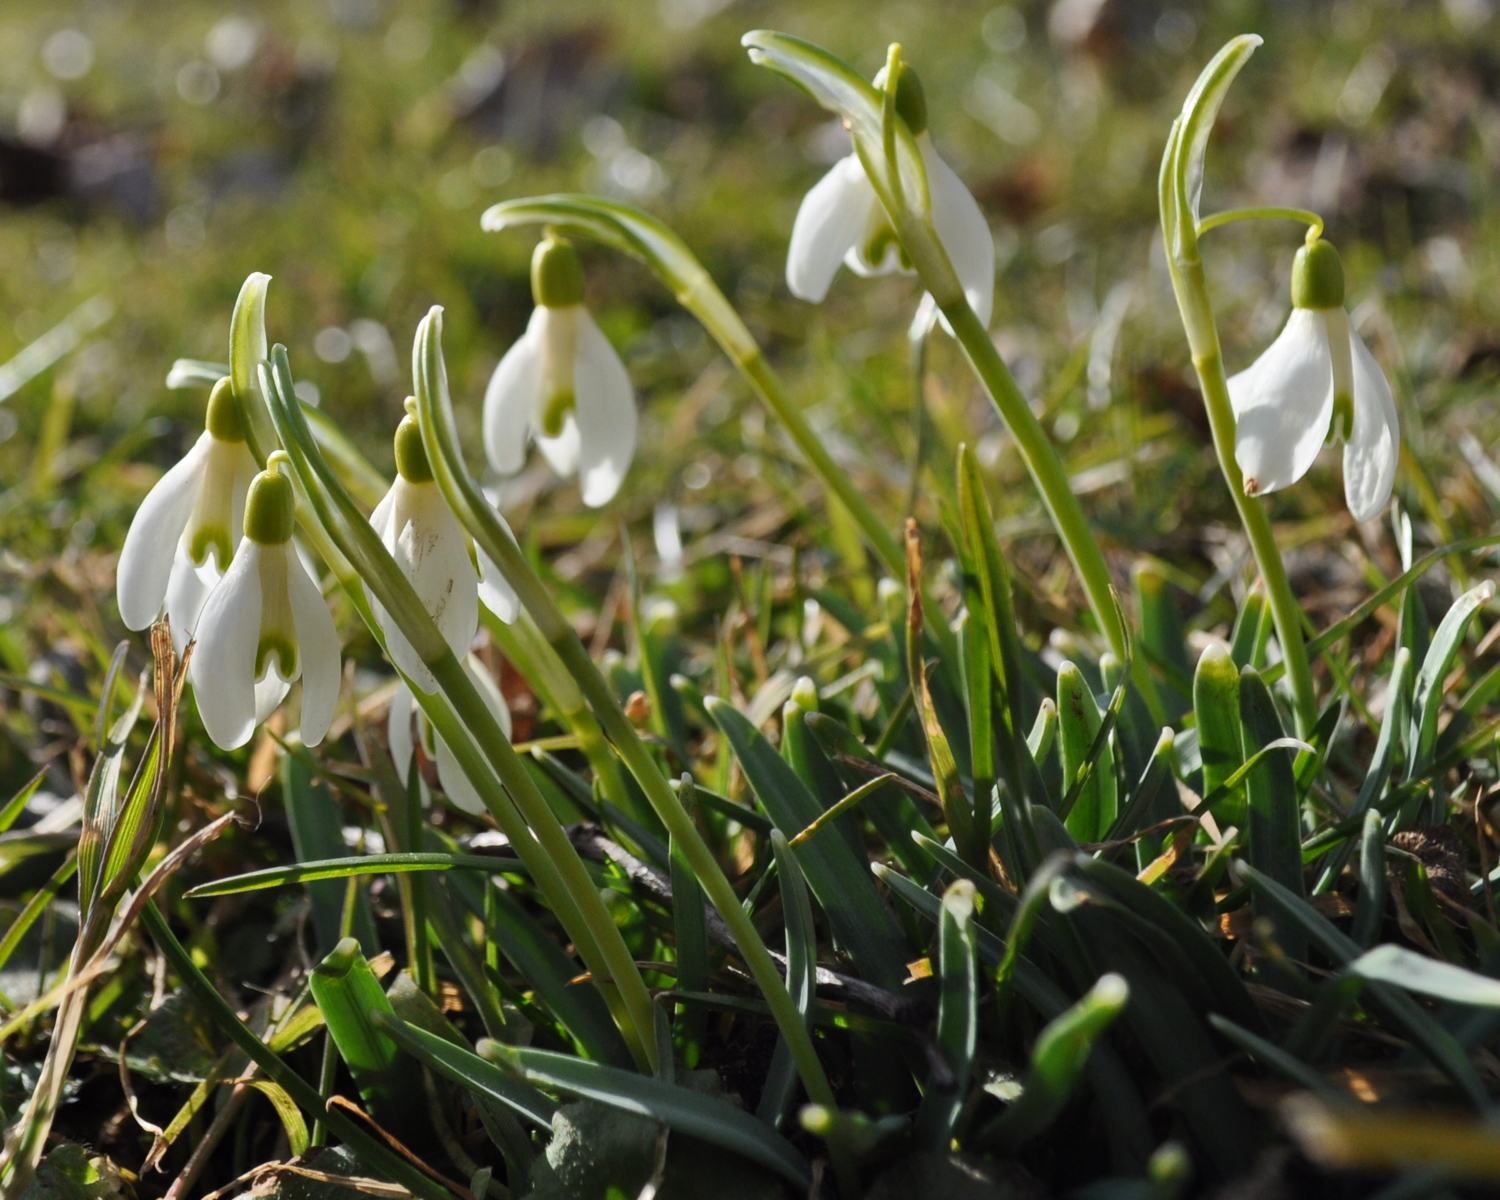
[914,880,978,1150]
[184,852,531,897]
[280,751,376,956]
[670,777,708,1068]
[1194,644,1244,826]
[757,829,816,1129]
[1409,580,1494,776]
[1057,661,1117,840]
[0,770,46,837]
[309,938,427,1143]
[707,696,911,990]
[485,881,633,1068]
[1236,862,1489,1107]
[976,972,1130,1153]
[1239,666,1306,960]
[370,1010,556,1128]
[1134,565,1190,718]
[1205,1015,1343,1100]
[477,1040,813,1190]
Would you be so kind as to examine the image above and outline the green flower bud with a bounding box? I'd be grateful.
[874,58,928,136]
[393,400,433,483]
[1290,238,1345,311]
[244,460,295,545]
[205,375,247,443]
[531,234,585,309]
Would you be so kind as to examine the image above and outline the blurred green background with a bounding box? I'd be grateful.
[0,0,1497,777]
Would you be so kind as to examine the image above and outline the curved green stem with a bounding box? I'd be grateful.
[1198,206,1323,240]
[259,353,658,1073]
[411,310,845,1135]
[1158,45,1319,736]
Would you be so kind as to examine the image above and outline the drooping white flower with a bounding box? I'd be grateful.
[483,234,636,507]
[189,454,340,750]
[369,404,483,694]
[785,63,994,327]
[1230,238,1399,523]
[117,377,259,649]
[388,654,512,818]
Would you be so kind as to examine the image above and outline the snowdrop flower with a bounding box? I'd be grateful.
[388,655,512,817]
[1230,238,1399,523]
[785,62,994,327]
[483,234,637,507]
[117,377,259,649]
[189,454,340,750]
[368,403,518,690]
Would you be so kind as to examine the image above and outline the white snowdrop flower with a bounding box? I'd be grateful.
[388,654,512,818]
[785,62,994,327]
[117,377,259,649]
[189,454,340,750]
[369,403,484,693]
[483,234,637,507]
[1230,238,1399,523]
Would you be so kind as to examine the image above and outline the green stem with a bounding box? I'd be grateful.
[1197,206,1323,239]
[259,356,658,1073]
[940,302,1146,692]
[1164,255,1318,736]
[412,312,844,1136]
[483,606,637,823]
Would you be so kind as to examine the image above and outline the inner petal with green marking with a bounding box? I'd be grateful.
[537,305,580,438]
[254,545,300,682]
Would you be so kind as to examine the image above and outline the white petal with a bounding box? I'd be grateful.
[1343,326,1400,523]
[117,433,212,630]
[254,675,291,725]
[396,482,478,659]
[165,552,220,654]
[1229,308,1334,497]
[483,316,542,476]
[787,155,875,302]
[388,679,415,781]
[285,543,341,745]
[434,655,510,817]
[368,488,393,538]
[188,540,263,750]
[925,139,995,328]
[572,308,637,507]
[478,545,519,623]
[534,413,581,479]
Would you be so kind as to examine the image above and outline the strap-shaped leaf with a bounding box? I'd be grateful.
[757,830,816,1129]
[1351,944,1500,1008]
[914,880,978,1151]
[369,1011,556,1128]
[707,697,911,990]
[185,852,530,897]
[1239,667,1305,958]
[478,1040,812,1189]
[1408,580,1495,775]
[1237,863,1489,1107]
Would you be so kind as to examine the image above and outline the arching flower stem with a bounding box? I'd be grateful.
[411,307,856,1192]
[1158,38,1318,736]
[258,348,659,1075]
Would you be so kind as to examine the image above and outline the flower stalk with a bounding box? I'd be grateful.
[1158,36,1318,735]
[257,347,659,1073]
[410,306,857,1194]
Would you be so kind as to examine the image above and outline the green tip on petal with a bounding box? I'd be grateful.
[1291,239,1345,310]
[205,376,247,443]
[540,386,574,438]
[531,234,585,308]
[244,467,295,545]
[393,408,433,483]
